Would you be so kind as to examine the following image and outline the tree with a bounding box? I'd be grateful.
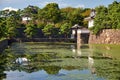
[21,5,39,25]
[6,16,17,38]
[0,18,7,38]
[69,8,83,25]
[60,7,75,23]
[0,10,10,17]
[81,8,91,27]
[90,6,108,34]
[42,24,56,38]
[39,3,61,24]
[108,1,120,29]
[9,10,21,28]
[59,22,72,38]
[37,22,46,29]
[60,7,83,26]
[0,10,21,39]
[24,21,37,38]
[91,1,120,34]
[22,5,38,17]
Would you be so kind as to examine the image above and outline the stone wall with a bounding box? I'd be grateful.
[0,39,8,53]
[89,29,120,44]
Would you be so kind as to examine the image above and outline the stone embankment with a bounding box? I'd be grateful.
[89,29,120,44]
[0,39,8,53]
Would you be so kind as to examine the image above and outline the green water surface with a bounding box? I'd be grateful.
[0,42,120,80]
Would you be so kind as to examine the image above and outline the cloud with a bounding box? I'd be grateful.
[75,4,85,8]
[39,1,69,8]
[3,7,18,11]
[59,3,68,8]
[38,0,85,8]
[39,1,51,8]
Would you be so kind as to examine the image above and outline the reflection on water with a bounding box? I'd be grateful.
[0,42,120,80]
[0,53,6,80]
[15,57,29,65]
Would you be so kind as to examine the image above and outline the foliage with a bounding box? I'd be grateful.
[3,2,120,38]
[91,1,120,34]
[0,2,91,39]
[22,5,38,17]
[0,10,21,39]
[69,8,83,25]
[6,16,17,38]
[42,24,57,38]
[38,3,61,24]
[59,22,72,38]
[0,18,7,38]
[24,21,37,38]
[37,22,46,29]
[60,7,76,22]
[82,8,91,27]
[60,7,84,25]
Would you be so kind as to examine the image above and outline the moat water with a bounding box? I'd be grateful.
[0,42,120,80]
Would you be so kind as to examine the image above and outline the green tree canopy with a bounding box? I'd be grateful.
[91,1,120,34]
[60,7,83,26]
[6,16,17,38]
[42,24,56,38]
[24,21,37,38]
[38,3,61,24]
[59,22,72,38]
[0,18,7,38]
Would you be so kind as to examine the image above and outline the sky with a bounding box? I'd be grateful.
[0,0,119,10]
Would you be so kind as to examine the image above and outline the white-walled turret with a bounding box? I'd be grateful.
[84,9,96,28]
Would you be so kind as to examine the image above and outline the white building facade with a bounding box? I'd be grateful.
[22,17,31,21]
[85,9,96,28]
